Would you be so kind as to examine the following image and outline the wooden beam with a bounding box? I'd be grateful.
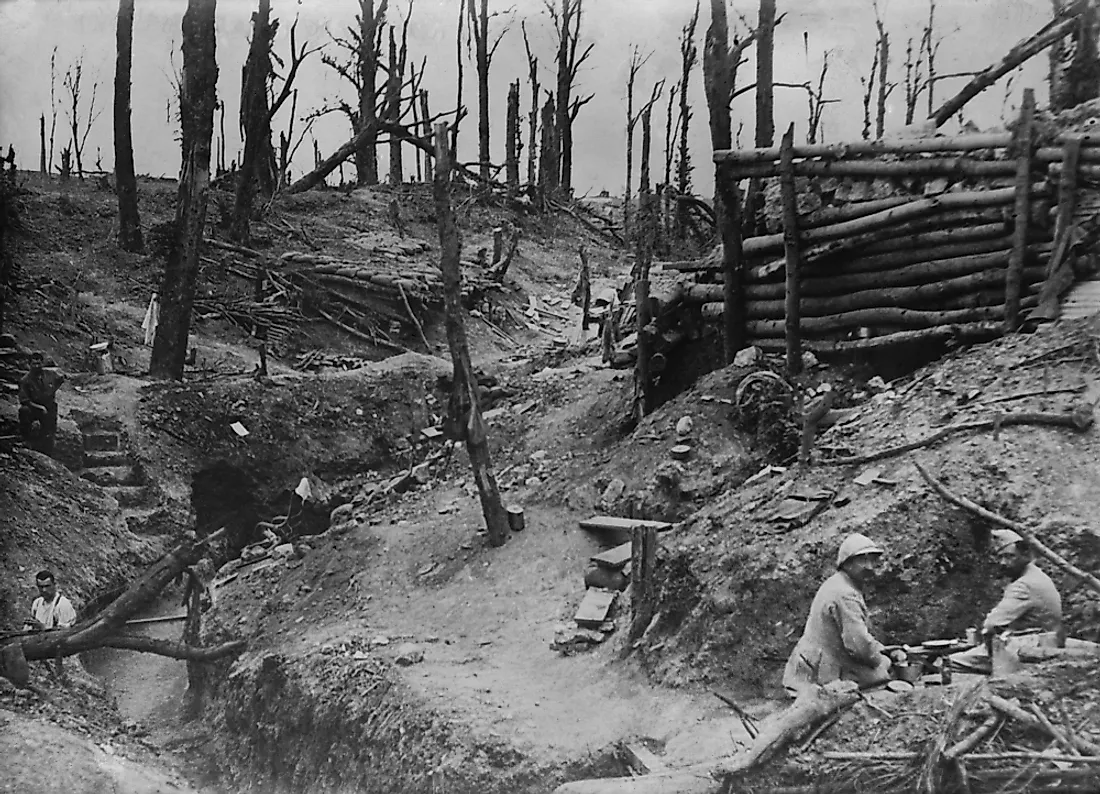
[728,156,1016,180]
[1005,88,1035,332]
[713,133,1013,165]
[779,125,802,376]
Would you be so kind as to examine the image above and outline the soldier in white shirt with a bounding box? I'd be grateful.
[25,570,77,631]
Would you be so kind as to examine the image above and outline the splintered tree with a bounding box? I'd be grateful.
[321,0,388,185]
[675,2,700,241]
[432,122,509,548]
[232,7,318,242]
[545,0,594,196]
[468,0,513,180]
[704,0,747,361]
[522,22,540,186]
[633,84,662,421]
[623,45,651,242]
[505,79,520,192]
[150,0,218,380]
[114,0,143,252]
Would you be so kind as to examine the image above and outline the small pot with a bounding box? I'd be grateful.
[893,663,922,684]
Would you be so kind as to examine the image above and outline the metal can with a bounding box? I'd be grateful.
[966,627,980,647]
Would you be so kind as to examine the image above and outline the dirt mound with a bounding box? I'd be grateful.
[0,448,161,627]
[638,320,1100,692]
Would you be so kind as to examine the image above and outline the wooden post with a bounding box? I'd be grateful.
[1034,134,1082,320]
[629,524,658,641]
[779,123,803,375]
[492,227,503,264]
[433,122,509,548]
[578,245,591,331]
[1005,88,1035,332]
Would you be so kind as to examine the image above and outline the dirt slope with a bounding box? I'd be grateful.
[639,320,1100,693]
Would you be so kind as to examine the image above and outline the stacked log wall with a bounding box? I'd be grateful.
[641,131,1100,356]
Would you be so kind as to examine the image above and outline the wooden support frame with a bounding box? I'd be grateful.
[629,524,658,642]
[779,125,802,376]
[1005,88,1035,331]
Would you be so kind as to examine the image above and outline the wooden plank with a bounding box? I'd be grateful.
[1004,88,1035,331]
[579,516,673,533]
[779,124,802,377]
[713,132,1014,165]
[591,541,633,569]
[575,589,617,628]
[621,742,669,775]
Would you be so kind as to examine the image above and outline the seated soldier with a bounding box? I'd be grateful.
[950,529,1063,674]
[18,352,64,455]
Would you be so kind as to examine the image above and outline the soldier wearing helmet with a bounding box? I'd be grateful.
[949,529,1063,674]
[782,533,892,697]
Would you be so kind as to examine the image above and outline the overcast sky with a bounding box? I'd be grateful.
[0,0,1053,196]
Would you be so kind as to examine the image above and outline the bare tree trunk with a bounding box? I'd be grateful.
[505,80,519,193]
[420,90,433,182]
[39,115,47,174]
[114,0,143,253]
[1051,0,1100,111]
[624,46,644,242]
[538,95,558,198]
[231,0,274,244]
[779,124,802,376]
[355,0,384,185]
[1005,88,1035,331]
[452,0,465,153]
[433,122,509,548]
[522,24,539,186]
[875,21,890,139]
[471,0,491,180]
[756,0,776,148]
[634,103,655,420]
[150,0,218,380]
[704,0,746,361]
[387,28,403,184]
[676,2,699,241]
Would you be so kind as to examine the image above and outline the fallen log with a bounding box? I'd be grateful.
[915,461,1100,600]
[727,156,1018,180]
[713,133,1014,165]
[102,635,247,661]
[687,266,1048,318]
[552,683,861,794]
[741,186,1045,258]
[745,251,1015,301]
[748,323,1001,353]
[745,304,1014,335]
[930,9,1085,127]
[5,528,245,667]
[944,714,1001,761]
[826,407,1092,467]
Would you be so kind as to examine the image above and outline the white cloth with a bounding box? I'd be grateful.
[30,593,77,629]
[142,294,160,347]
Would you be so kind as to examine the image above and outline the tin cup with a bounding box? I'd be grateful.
[965,627,980,647]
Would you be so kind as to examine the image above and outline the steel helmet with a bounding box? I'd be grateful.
[837,533,885,567]
[991,529,1025,552]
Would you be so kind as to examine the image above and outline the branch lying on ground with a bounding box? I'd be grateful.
[823,405,1093,466]
[914,461,1100,598]
[101,635,247,662]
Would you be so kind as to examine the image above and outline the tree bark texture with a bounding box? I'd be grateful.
[703,0,745,361]
[230,0,275,245]
[523,27,539,186]
[1005,88,1035,331]
[420,90,433,182]
[114,0,144,253]
[150,0,217,380]
[432,123,509,548]
[676,2,700,238]
[1049,0,1100,112]
[779,124,802,376]
[355,0,384,185]
[505,80,519,192]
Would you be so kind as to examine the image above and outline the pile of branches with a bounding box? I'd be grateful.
[803,673,1100,794]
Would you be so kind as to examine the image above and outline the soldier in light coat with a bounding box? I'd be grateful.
[783,533,892,697]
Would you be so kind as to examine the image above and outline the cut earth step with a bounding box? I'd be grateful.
[82,449,131,468]
[82,432,121,452]
[80,465,142,487]
[104,485,154,508]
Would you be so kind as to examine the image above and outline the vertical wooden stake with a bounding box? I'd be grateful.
[629,524,658,641]
[1004,87,1035,332]
[779,123,803,376]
